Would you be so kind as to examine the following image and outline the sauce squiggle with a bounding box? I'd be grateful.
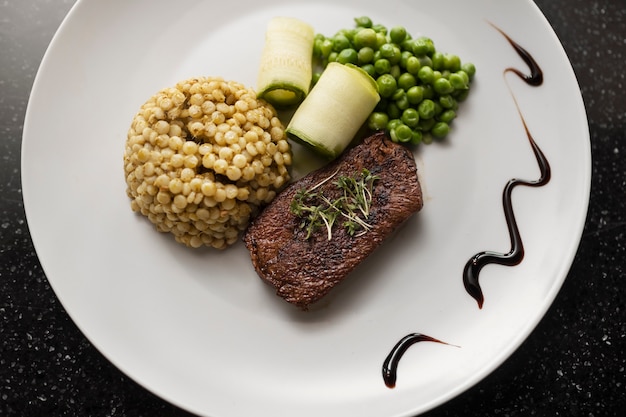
[463,23,551,309]
[382,333,457,388]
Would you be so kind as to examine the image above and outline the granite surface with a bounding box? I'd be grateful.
[1,0,624,416]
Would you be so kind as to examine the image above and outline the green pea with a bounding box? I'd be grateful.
[443,54,461,72]
[319,39,333,59]
[390,26,407,44]
[400,51,413,68]
[392,88,405,101]
[354,16,373,28]
[358,47,375,64]
[412,38,430,56]
[374,58,391,75]
[395,93,410,110]
[407,85,424,104]
[400,39,415,54]
[389,64,401,80]
[433,77,453,94]
[376,33,387,49]
[380,43,396,59]
[423,38,436,56]
[461,62,476,79]
[439,109,456,123]
[419,117,435,131]
[406,56,421,75]
[387,102,401,119]
[361,63,376,78]
[354,28,378,49]
[448,72,467,90]
[431,52,444,70]
[313,38,323,57]
[398,72,417,90]
[392,123,413,143]
[422,133,433,145]
[410,130,423,145]
[417,55,433,68]
[433,101,443,116]
[312,35,324,52]
[418,99,436,119]
[368,112,389,131]
[387,118,402,132]
[401,108,420,128]
[389,45,402,64]
[337,48,358,64]
[311,72,322,86]
[332,34,351,52]
[422,84,434,99]
[328,51,338,63]
[439,94,458,109]
[417,66,435,84]
[337,28,356,41]
[456,70,470,85]
[376,74,397,98]
[431,122,450,138]
[454,88,470,102]
[372,24,388,35]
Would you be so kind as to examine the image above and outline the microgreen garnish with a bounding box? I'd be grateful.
[290,168,379,240]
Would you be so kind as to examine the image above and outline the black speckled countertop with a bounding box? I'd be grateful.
[1,1,624,416]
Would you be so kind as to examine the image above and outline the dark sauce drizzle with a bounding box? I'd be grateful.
[382,24,551,389]
[382,333,457,388]
[463,23,550,309]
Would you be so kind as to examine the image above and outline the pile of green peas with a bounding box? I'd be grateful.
[312,16,476,145]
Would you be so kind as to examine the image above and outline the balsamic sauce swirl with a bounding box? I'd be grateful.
[382,333,456,388]
[382,24,551,388]
[494,25,544,86]
[463,24,551,308]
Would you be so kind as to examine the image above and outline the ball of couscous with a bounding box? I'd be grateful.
[124,76,292,249]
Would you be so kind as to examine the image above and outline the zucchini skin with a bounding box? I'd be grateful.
[257,17,315,108]
[286,63,380,159]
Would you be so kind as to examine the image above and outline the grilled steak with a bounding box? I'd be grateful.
[243,132,423,309]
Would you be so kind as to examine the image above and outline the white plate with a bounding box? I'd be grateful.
[22,0,590,416]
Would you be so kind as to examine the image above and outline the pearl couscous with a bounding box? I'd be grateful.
[124,76,292,249]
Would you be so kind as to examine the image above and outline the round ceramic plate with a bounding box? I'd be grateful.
[22,0,590,416]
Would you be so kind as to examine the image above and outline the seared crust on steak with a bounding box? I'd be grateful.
[243,132,423,309]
